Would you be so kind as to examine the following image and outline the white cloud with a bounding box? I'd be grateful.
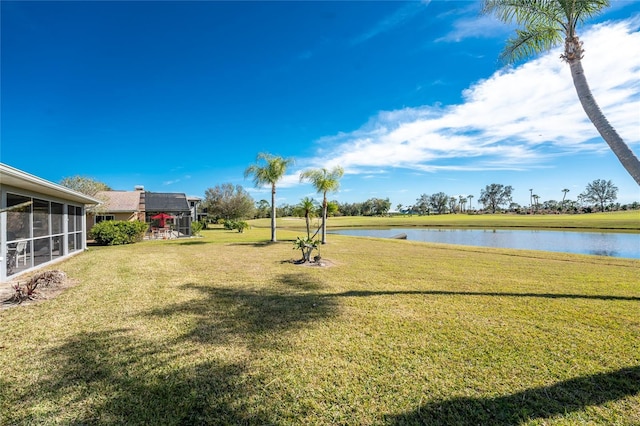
[308,19,640,177]
[350,1,430,46]
[437,14,508,42]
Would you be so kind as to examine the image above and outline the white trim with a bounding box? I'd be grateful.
[0,163,101,205]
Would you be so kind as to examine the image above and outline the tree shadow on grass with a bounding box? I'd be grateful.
[227,241,278,247]
[227,239,298,248]
[384,365,640,425]
[176,240,211,246]
[146,275,337,346]
[3,329,272,424]
[328,289,640,302]
[3,274,337,424]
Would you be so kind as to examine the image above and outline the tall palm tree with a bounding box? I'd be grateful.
[561,188,570,211]
[299,166,344,244]
[244,153,293,242]
[459,195,467,212]
[483,0,640,185]
[467,194,474,211]
[529,188,534,213]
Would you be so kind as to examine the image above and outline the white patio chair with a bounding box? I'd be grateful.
[15,241,28,266]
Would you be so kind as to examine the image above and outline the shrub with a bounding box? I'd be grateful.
[222,219,250,233]
[191,221,204,236]
[8,270,68,304]
[234,221,249,233]
[293,236,320,263]
[90,220,148,245]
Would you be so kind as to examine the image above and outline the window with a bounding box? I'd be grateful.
[95,215,115,224]
[67,205,82,254]
[3,190,87,280]
[51,202,63,234]
[68,205,76,232]
[33,198,50,238]
[6,193,30,241]
[33,237,51,266]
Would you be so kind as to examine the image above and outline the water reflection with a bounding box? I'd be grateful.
[330,228,640,259]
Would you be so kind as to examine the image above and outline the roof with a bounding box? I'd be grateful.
[94,191,141,212]
[0,163,100,205]
[145,192,191,212]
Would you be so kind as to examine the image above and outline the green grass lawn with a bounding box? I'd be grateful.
[253,210,640,231]
[0,221,638,425]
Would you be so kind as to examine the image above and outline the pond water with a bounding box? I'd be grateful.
[330,228,640,259]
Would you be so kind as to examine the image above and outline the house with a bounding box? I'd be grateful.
[187,196,204,222]
[90,188,145,225]
[145,192,192,237]
[0,163,100,282]
[87,187,193,238]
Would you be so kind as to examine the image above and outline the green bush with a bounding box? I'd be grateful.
[90,220,149,246]
[222,219,249,233]
[191,221,204,236]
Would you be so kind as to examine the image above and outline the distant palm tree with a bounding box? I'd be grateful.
[561,188,570,211]
[467,194,474,211]
[529,188,534,213]
[244,153,293,242]
[483,0,640,185]
[299,166,344,244]
[533,194,540,212]
[459,195,467,212]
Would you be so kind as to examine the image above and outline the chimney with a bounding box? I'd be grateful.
[136,186,146,220]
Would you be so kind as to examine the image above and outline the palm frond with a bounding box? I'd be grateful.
[483,0,564,27]
[500,26,563,63]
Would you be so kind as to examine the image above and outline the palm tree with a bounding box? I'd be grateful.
[483,0,640,185]
[294,197,317,239]
[529,188,534,213]
[299,166,344,244]
[533,194,540,212]
[459,195,467,212]
[467,194,474,211]
[561,188,570,211]
[244,153,293,242]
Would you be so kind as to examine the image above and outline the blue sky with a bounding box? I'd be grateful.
[2,0,639,209]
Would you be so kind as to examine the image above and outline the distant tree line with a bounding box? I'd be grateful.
[199,178,635,221]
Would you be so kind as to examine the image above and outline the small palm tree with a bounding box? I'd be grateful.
[483,0,640,185]
[244,153,293,242]
[299,166,344,244]
[293,197,318,239]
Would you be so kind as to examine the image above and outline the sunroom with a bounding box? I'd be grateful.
[0,163,100,282]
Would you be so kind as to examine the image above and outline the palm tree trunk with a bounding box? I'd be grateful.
[271,184,277,242]
[569,59,640,185]
[321,195,327,244]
